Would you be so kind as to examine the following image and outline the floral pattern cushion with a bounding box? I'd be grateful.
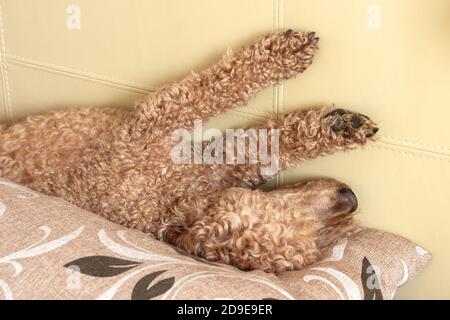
[0,178,431,300]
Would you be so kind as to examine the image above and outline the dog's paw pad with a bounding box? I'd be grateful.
[268,29,319,71]
[350,115,364,129]
[324,108,379,141]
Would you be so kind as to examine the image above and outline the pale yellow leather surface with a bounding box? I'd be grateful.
[0,0,448,299]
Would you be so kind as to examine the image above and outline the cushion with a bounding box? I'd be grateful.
[0,178,431,300]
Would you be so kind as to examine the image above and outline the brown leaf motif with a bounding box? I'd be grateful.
[361,257,383,300]
[131,270,175,300]
[64,256,141,277]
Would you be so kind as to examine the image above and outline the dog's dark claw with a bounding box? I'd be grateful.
[366,127,379,138]
[285,29,294,37]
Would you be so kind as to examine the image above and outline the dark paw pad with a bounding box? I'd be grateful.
[331,119,345,131]
[350,115,363,129]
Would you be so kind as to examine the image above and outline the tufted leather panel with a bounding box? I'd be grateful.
[0,0,448,298]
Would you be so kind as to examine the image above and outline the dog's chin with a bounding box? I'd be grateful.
[324,207,356,226]
[324,199,358,224]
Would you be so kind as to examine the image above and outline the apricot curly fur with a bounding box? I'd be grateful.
[0,30,378,273]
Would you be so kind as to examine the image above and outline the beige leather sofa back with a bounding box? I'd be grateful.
[1,0,449,299]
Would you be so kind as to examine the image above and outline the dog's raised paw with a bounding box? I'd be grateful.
[263,29,319,74]
[324,108,379,142]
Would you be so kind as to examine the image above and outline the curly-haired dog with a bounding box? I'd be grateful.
[0,30,378,273]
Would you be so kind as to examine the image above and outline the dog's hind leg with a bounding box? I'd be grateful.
[130,30,319,139]
[0,107,125,191]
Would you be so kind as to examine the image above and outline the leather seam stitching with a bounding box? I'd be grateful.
[7,53,278,118]
[5,53,277,117]
[5,53,155,94]
[0,1,12,121]
[225,110,271,121]
[372,142,450,164]
[379,135,450,153]
[4,3,448,161]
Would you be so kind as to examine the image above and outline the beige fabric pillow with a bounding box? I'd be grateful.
[0,178,431,300]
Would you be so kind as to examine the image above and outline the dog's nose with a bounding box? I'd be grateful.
[337,188,358,213]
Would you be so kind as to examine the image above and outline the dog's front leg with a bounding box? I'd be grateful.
[193,106,379,188]
[274,106,379,169]
[130,30,319,139]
